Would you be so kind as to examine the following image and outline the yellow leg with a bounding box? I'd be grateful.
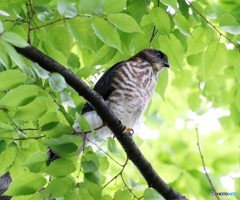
[123,126,134,135]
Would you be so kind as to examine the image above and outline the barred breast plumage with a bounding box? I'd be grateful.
[74,49,169,147]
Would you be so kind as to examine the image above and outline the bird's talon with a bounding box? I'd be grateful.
[123,126,134,135]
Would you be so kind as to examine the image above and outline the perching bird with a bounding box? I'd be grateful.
[74,49,169,147]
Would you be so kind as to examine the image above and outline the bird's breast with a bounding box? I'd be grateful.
[107,61,157,127]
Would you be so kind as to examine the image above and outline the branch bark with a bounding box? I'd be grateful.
[15,45,187,200]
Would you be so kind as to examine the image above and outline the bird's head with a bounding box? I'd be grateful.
[135,49,170,75]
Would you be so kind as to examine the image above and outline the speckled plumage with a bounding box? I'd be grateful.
[75,49,169,146]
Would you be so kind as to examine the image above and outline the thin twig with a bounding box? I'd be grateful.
[85,138,123,166]
[102,158,128,189]
[13,135,46,141]
[19,128,38,131]
[195,128,220,200]
[187,0,240,51]
[149,0,160,45]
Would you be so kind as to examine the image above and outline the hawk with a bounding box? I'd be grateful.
[74,49,169,147]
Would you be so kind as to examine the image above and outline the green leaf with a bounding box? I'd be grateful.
[49,73,67,91]
[91,17,121,51]
[203,43,227,80]
[44,177,75,198]
[107,138,120,154]
[141,15,152,26]
[81,151,99,173]
[0,85,39,108]
[81,160,99,173]
[114,189,131,200]
[107,13,143,33]
[0,70,26,90]
[42,41,67,66]
[14,97,48,121]
[219,14,240,35]
[32,63,49,78]
[186,27,212,56]
[45,158,76,176]
[150,7,170,35]
[156,69,168,99]
[143,188,164,200]
[0,42,9,67]
[35,6,55,21]
[235,55,240,82]
[57,2,78,18]
[159,34,184,69]
[1,32,29,48]
[78,0,104,14]
[48,26,73,56]
[65,188,94,200]
[68,17,99,51]
[0,146,16,176]
[45,135,82,154]
[160,0,178,11]
[99,156,109,171]
[92,45,117,66]
[41,122,73,138]
[11,193,42,200]
[104,0,126,14]
[1,40,25,69]
[25,152,47,172]
[188,91,201,111]
[5,172,46,196]
[0,21,4,34]
[173,13,191,36]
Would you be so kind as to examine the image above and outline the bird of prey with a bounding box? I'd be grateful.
[74,49,169,147]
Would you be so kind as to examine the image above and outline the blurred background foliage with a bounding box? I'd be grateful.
[0,0,239,199]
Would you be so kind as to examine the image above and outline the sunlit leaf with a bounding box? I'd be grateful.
[161,0,178,11]
[0,85,38,108]
[114,189,131,200]
[173,13,191,36]
[57,2,78,18]
[78,0,104,14]
[1,40,25,69]
[25,152,47,172]
[1,31,28,48]
[156,69,168,99]
[0,147,16,176]
[49,73,67,91]
[143,188,164,200]
[107,13,143,33]
[0,21,4,34]
[32,63,49,78]
[45,135,82,154]
[104,0,126,14]
[5,172,47,196]
[45,158,76,176]
[150,7,170,35]
[44,177,75,198]
[186,27,212,56]
[159,34,184,69]
[219,14,240,35]
[14,97,48,121]
[203,43,227,80]
[68,17,100,51]
[91,17,121,51]
[0,70,26,90]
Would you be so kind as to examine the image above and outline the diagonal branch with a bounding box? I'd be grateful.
[15,45,187,200]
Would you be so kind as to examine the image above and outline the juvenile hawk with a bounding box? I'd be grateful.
[75,49,169,146]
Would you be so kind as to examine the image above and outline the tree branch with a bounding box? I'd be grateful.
[15,45,187,200]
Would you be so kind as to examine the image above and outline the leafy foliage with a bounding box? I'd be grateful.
[0,0,239,199]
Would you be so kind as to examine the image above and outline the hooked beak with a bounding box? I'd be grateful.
[164,61,170,68]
